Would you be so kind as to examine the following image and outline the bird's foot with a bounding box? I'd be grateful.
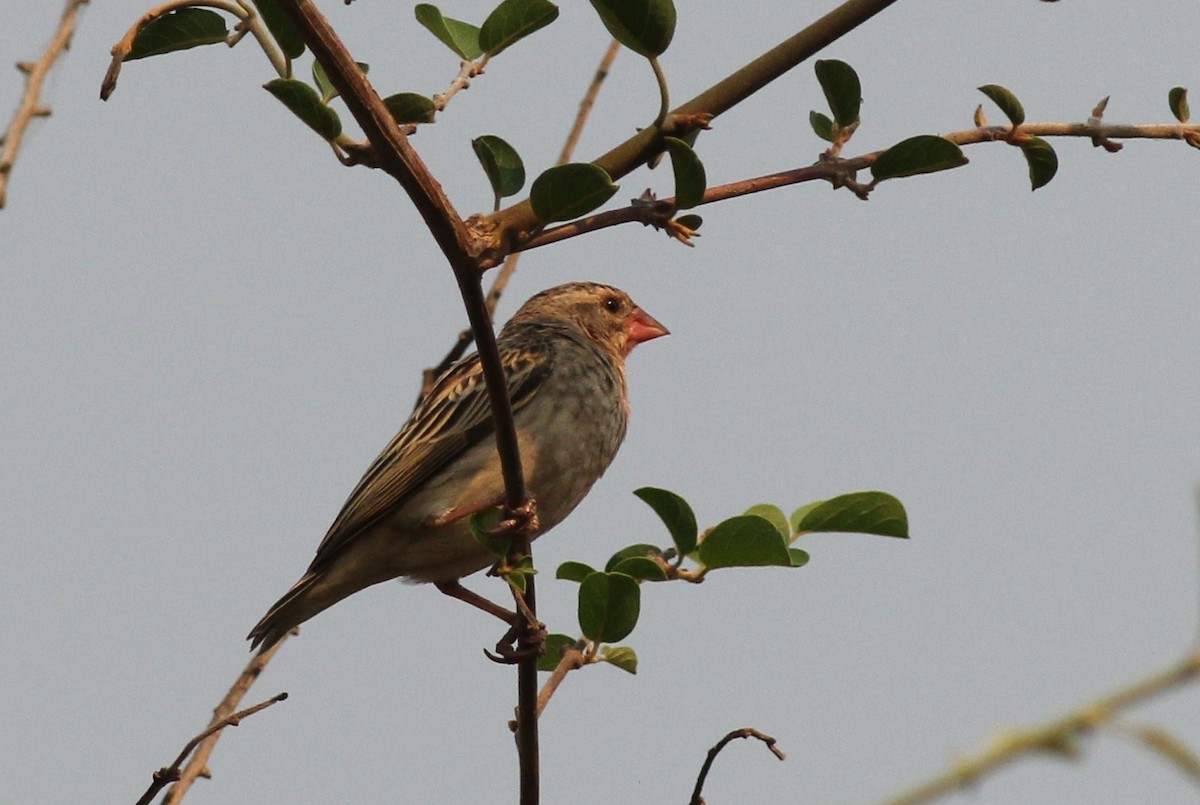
[484,619,548,665]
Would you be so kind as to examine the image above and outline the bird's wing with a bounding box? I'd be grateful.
[306,343,551,572]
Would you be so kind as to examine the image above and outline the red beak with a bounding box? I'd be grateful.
[625,306,670,352]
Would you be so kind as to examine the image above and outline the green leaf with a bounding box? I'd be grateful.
[589,0,676,58]
[611,556,667,581]
[790,491,908,538]
[414,4,484,60]
[263,79,342,141]
[809,110,834,143]
[556,560,596,582]
[382,92,437,124]
[312,60,369,104]
[871,135,968,182]
[633,487,698,555]
[468,506,509,556]
[537,633,578,671]
[1169,87,1190,124]
[664,136,706,209]
[743,504,790,540]
[675,213,702,231]
[698,515,792,570]
[529,163,619,223]
[978,84,1025,126]
[1022,136,1058,191]
[604,543,663,572]
[578,571,641,643]
[789,548,811,567]
[472,135,526,204]
[814,59,861,129]
[125,8,228,61]
[254,0,305,60]
[479,0,560,57]
[600,645,638,674]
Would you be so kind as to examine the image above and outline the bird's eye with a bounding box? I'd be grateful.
[604,296,621,313]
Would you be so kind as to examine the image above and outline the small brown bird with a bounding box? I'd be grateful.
[248,282,668,651]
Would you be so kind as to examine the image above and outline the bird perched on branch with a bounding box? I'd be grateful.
[248,282,669,651]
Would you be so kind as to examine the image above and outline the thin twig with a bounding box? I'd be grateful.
[136,690,288,805]
[516,117,1200,252]
[882,648,1200,805]
[433,55,489,113]
[160,636,290,804]
[688,727,786,805]
[0,0,88,209]
[535,644,587,717]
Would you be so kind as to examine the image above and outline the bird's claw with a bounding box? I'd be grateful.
[486,497,540,539]
[483,619,547,665]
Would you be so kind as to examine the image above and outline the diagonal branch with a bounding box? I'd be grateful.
[882,648,1200,805]
[0,0,88,209]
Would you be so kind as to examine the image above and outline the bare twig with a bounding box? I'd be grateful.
[433,56,489,113]
[689,727,786,805]
[517,118,1200,252]
[160,636,290,804]
[882,648,1200,805]
[0,0,88,209]
[136,689,288,805]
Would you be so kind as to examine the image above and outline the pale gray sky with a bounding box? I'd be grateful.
[4,2,1199,803]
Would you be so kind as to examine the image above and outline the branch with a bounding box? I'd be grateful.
[486,0,903,246]
[688,727,787,805]
[0,0,88,209]
[882,648,1200,805]
[159,635,290,804]
[136,689,288,805]
[516,118,1200,251]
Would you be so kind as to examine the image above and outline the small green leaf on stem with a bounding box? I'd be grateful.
[605,543,663,572]
[472,135,526,205]
[610,556,667,581]
[263,79,342,141]
[479,0,560,57]
[312,60,369,104]
[529,163,619,223]
[254,0,305,60]
[556,561,596,582]
[578,571,641,643]
[871,135,967,182]
[698,515,792,570]
[814,59,861,129]
[790,491,908,538]
[468,506,509,556]
[1169,87,1190,123]
[1022,136,1058,191]
[809,111,834,142]
[675,213,703,232]
[589,0,676,58]
[664,136,706,209]
[600,645,639,674]
[743,504,790,540]
[978,84,1026,126]
[382,92,437,124]
[633,487,698,555]
[415,4,484,60]
[125,8,228,61]
[537,633,578,671]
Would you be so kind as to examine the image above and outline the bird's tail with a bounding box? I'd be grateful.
[247,571,325,653]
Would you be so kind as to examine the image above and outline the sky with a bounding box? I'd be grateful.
[4,2,1200,803]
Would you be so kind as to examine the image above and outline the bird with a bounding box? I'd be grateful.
[248,282,668,651]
